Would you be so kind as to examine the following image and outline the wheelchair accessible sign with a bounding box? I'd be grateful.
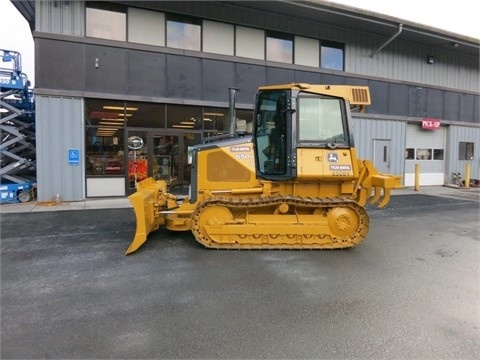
[68,149,80,166]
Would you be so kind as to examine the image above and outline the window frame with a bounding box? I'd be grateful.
[166,14,202,51]
[85,2,127,41]
[320,41,345,71]
[459,142,474,160]
[266,31,293,64]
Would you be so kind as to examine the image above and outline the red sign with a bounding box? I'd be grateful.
[422,118,441,130]
[90,111,119,120]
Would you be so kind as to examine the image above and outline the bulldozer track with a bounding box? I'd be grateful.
[191,195,369,249]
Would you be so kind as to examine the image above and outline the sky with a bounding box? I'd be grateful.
[0,0,478,89]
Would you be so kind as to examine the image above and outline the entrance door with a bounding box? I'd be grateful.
[152,135,179,184]
[126,131,201,195]
[373,139,391,173]
[127,131,148,193]
[151,133,201,195]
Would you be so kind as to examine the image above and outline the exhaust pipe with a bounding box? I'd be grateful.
[228,88,238,136]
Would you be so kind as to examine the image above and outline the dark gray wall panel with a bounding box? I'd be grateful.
[234,63,266,104]
[426,88,443,119]
[165,55,202,99]
[475,96,479,124]
[444,91,461,121]
[388,84,408,117]
[127,51,167,97]
[320,74,345,85]
[344,77,369,87]
[368,81,389,115]
[36,39,478,123]
[36,39,85,91]
[293,70,322,84]
[85,46,127,94]
[408,86,427,117]
[265,67,295,86]
[460,94,476,123]
[202,60,235,102]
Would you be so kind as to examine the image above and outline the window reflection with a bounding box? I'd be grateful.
[86,128,125,176]
[266,36,293,63]
[321,42,344,70]
[167,16,201,51]
[86,7,126,41]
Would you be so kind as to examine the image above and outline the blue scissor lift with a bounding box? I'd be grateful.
[0,49,36,203]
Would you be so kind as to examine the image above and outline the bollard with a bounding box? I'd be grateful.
[464,163,471,189]
[414,163,420,191]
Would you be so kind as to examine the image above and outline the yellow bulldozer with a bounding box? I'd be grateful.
[126,83,402,254]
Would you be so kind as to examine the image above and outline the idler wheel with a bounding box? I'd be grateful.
[327,206,360,237]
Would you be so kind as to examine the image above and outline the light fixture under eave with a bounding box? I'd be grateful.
[100,118,125,122]
[103,106,138,111]
[172,125,194,129]
[99,121,124,126]
[426,55,434,65]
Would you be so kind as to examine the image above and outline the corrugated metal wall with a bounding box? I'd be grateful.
[446,125,480,183]
[351,117,406,178]
[36,0,84,36]
[346,33,479,93]
[36,96,85,202]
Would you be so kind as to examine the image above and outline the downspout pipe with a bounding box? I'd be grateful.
[370,23,403,57]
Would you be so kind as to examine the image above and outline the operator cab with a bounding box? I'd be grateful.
[253,85,353,181]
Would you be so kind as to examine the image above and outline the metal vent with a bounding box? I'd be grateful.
[351,87,370,105]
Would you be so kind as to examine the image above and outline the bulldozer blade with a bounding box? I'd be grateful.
[126,179,166,255]
[126,231,148,255]
[126,191,151,255]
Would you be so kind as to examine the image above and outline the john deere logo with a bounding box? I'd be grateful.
[327,153,338,162]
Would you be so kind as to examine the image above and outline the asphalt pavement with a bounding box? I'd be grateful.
[1,186,479,359]
[0,185,478,213]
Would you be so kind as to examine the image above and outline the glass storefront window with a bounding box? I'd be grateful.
[125,102,166,128]
[167,104,202,130]
[203,107,227,134]
[86,99,128,127]
[235,109,254,134]
[86,5,126,41]
[85,98,127,177]
[85,98,252,192]
[86,128,125,176]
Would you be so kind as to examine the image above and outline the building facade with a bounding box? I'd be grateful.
[13,0,480,201]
